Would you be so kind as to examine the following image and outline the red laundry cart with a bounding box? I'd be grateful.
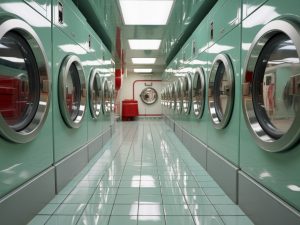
[122,99,139,121]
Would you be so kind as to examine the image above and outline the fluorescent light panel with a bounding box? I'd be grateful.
[128,39,161,50]
[119,0,174,25]
[134,68,153,73]
[132,58,156,64]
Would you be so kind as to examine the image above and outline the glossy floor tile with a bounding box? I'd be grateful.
[27,120,255,225]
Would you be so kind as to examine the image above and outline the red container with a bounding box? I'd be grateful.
[122,99,138,121]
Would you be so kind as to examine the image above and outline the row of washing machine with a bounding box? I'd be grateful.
[162,0,300,222]
[0,0,115,202]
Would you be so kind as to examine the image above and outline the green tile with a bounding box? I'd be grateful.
[111,204,138,215]
[49,195,67,204]
[118,188,140,195]
[207,196,234,205]
[193,215,224,225]
[221,216,254,225]
[119,180,140,188]
[76,180,100,188]
[115,195,139,204]
[27,215,50,225]
[83,204,113,215]
[198,181,219,188]
[64,194,92,204]
[98,180,120,188]
[89,194,116,204]
[140,188,161,195]
[161,187,182,195]
[38,204,60,215]
[77,215,110,225]
[138,215,166,225]
[139,195,162,204]
[71,187,96,195]
[202,188,225,196]
[178,180,200,188]
[185,195,211,205]
[163,204,191,216]
[109,215,137,225]
[181,188,205,196]
[165,216,194,225]
[138,204,164,215]
[54,204,86,215]
[162,195,187,205]
[194,176,213,182]
[140,180,160,188]
[160,181,179,188]
[94,187,118,195]
[214,205,245,216]
[188,205,219,216]
[45,215,79,225]
[121,175,140,181]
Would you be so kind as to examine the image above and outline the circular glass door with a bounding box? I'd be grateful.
[109,82,115,112]
[175,79,183,113]
[140,87,158,105]
[59,55,86,128]
[243,20,300,152]
[89,69,102,119]
[208,54,234,129]
[193,68,206,119]
[182,73,192,115]
[170,82,176,110]
[102,78,110,114]
[166,85,171,108]
[0,19,51,143]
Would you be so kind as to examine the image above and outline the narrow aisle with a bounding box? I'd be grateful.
[28,120,254,225]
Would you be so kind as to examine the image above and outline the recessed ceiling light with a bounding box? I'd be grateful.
[119,0,174,25]
[132,58,156,64]
[128,39,161,50]
[134,68,153,73]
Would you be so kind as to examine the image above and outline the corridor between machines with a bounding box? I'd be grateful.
[28,120,253,225]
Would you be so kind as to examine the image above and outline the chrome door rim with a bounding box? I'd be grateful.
[89,68,102,119]
[102,78,110,115]
[175,78,183,113]
[242,19,300,152]
[208,54,234,129]
[193,67,206,119]
[182,73,192,115]
[0,18,51,143]
[59,55,86,128]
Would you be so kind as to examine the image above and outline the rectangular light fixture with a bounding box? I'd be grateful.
[134,68,153,73]
[128,39,161,50]
[132,58,156,64]
[119,0,174,25]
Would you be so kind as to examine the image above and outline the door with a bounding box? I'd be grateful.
[58,55,86,128]
[0,19,51,143]
[208,54,234,129]
[242,19,300,152]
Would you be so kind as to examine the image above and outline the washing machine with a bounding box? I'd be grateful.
[0,3,53,197]
[206,0,241,166]
[52,0,90,162]
[240,0,300,212]
[181,18,209,143]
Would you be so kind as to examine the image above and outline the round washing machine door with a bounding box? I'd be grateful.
[208,54,234,129]
[182,73,192,115]
[175,79,183,113]
[59,55,86,128]
[89,69,102,119]
[170,82,176,110]
[0,19,51,143]
[243,19,300,152]
[109,82,115,112]
[140,87,158,105]
[166,85,171,108]
[192,68,206,119]
[102,78,111,115]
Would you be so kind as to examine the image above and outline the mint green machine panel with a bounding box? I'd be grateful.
[242,0,269,19]
[0,3,53,197]
[206,25,241,166]
[24,0,52,20]
[240,0,300,211]
[52,26,88,162]
[84,31,104,142]
[208,0,241,47]
[53,0,90,51]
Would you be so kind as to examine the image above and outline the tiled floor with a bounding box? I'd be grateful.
[27,120,255,225]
